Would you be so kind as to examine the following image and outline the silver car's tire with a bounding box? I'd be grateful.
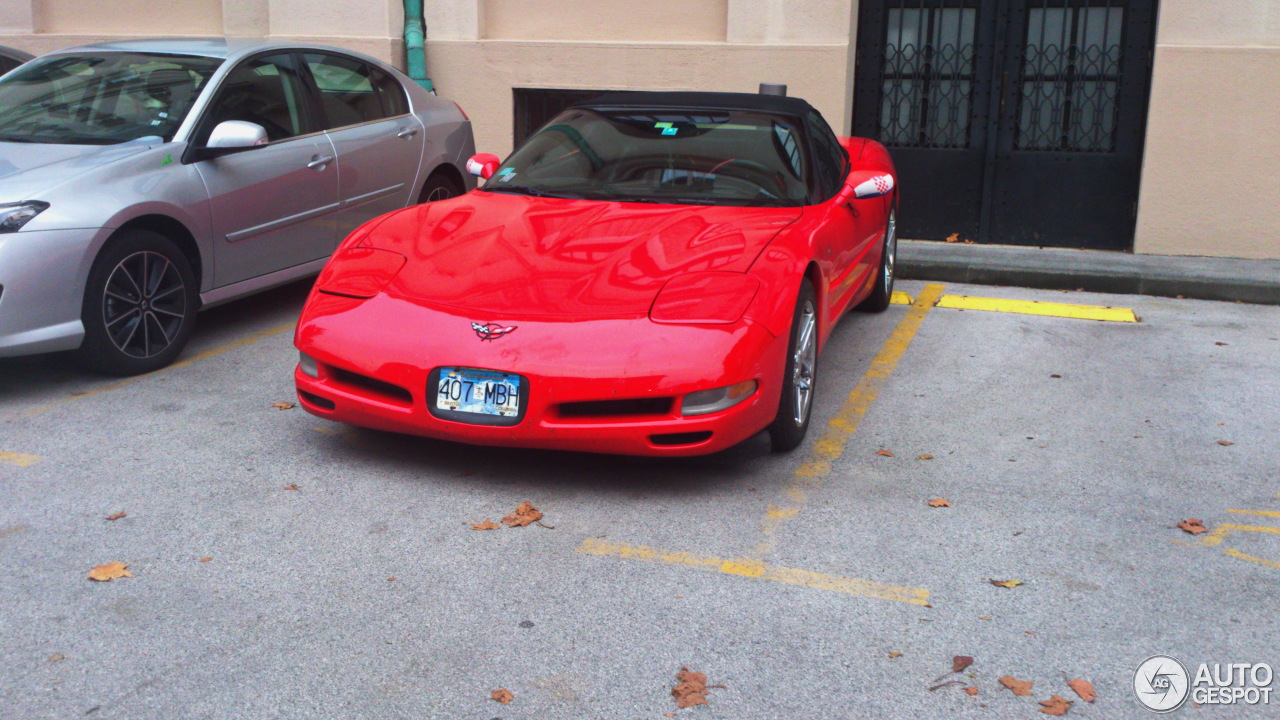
[769,278,818,452]
[418,171,464,204]
[77,229,198,376]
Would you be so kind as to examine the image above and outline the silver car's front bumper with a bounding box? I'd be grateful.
[0,227,100,357]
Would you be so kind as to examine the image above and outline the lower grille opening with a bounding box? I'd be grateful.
[299,390,336,411]
[330,367,413,405]
[649,431,713,447]
[558,397,673,418]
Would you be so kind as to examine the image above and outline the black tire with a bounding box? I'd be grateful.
[769,279,818,452]
[857,208,897,313]
[77,229,198,376]
[417,171,464,204]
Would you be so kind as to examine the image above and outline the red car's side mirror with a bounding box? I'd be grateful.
[837,170,895,205]
[466,153,501,180]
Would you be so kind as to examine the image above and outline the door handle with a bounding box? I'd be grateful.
[396,127,419,138]
[307,155,334,169]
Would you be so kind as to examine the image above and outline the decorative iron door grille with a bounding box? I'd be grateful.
[855,0,1157,249]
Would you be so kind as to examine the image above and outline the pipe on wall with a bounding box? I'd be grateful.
[403,0,434,93]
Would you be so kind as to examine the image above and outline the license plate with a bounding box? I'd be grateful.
[435,368,521,417]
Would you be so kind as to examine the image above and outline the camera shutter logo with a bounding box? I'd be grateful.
[1135,655,1191,713]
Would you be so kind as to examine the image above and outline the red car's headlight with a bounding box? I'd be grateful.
[649,272,760,324]
[316,247,407,299]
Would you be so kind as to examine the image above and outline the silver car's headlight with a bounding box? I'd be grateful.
[0,202,49,233]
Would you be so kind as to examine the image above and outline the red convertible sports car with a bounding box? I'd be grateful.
[294,91,897,456]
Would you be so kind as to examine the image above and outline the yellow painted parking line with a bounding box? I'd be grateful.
[752,283,945,559]
[935,295,1137,322]
[1228,509,1280,519]
[889,290,913,305]
[1224,548,1280,570]
[1199,523,1280,547]
[17,321,296,419]
[0,451,42,468]
[576,538,930,606]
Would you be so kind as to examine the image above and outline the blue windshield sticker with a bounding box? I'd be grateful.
[661,127,678,136]
[497,167,515,175]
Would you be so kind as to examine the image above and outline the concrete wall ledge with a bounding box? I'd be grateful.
[899,240,1280,305]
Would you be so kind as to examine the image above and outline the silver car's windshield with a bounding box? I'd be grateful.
[0,52,223,145]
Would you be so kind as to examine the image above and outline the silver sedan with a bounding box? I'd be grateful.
[0,38,475,374]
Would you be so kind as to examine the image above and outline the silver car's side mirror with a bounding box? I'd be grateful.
[206,120,269,150]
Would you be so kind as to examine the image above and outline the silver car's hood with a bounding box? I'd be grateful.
[0,140,157,201]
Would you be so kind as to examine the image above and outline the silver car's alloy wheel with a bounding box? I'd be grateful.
[102,251,187,359]
[424,186,454,202]
[884,210,897,288]
[792,299,817,426]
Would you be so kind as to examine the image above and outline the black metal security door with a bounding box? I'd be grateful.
[854,0,1157,249]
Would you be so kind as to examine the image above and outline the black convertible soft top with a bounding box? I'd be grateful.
[572,91,816,119]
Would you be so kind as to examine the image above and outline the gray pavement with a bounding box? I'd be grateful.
[1,279,1278,719]
[900,239,1280,305]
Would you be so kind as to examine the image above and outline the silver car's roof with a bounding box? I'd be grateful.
[42,37,371,63]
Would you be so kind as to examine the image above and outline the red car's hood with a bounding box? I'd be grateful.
[360,190,802,318]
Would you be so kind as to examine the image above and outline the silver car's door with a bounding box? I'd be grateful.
[300,52,425,243]
[191,52,339,288]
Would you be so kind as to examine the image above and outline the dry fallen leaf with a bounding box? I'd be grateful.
[1215,342,1228,346]
[1039,694,1073,716]
[990,579,1023,589]
[978,615,992,621]
[953,656,974,673]
[889,651,903,658]
[946,233,961,243]
[199,557,212,563]
[1178,518,1208,535]
[105,511,126,521]
[283,483,299,491]
[49,653,65,662]
[502,501,543,528]
[490,688,513,704]
[1049,374,1062,379]
[88,562,132,582]
[273,402,295,410]
[928,498,951,508]
[917,454,934,460]
[471,520,500,531]
[999,675,1034,696]
[1216,440,1234,446]
[876,449,894,457]
[1068,678,1097,703]
[672,667,710,709]
[387,576,396,582]
[964,686,979,696]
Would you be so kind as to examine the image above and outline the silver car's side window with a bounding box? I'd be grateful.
[196,54,311,145]
[302,52,407,131]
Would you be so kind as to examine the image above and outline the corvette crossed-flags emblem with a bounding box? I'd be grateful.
[471,322,518,341]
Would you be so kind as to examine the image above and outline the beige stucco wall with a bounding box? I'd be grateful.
[484,0,727,42]
[1133,0,1280,258]
[34,0,223,36]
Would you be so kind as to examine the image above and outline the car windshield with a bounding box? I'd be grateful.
[484,108,810,207]
[0,52,223,145]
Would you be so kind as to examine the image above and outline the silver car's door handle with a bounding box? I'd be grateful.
[396,127,419,138]
[307,155,334,169]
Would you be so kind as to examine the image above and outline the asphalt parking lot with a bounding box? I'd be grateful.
[2,278,1278,719]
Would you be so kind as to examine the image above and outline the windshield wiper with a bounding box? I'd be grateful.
[484,185,584,200]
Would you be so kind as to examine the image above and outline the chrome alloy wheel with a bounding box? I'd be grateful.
[792,299,817,426]
[424,185,453,202]
[102,251,187,359]
[884,210,897,288]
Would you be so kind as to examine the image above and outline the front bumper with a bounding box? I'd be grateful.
[0,227,101,357]
[294,292,787,456]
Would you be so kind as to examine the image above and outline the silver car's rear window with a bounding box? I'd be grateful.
[0,52,223,145]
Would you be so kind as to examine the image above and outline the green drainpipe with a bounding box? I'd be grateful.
[403,0,435,94]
